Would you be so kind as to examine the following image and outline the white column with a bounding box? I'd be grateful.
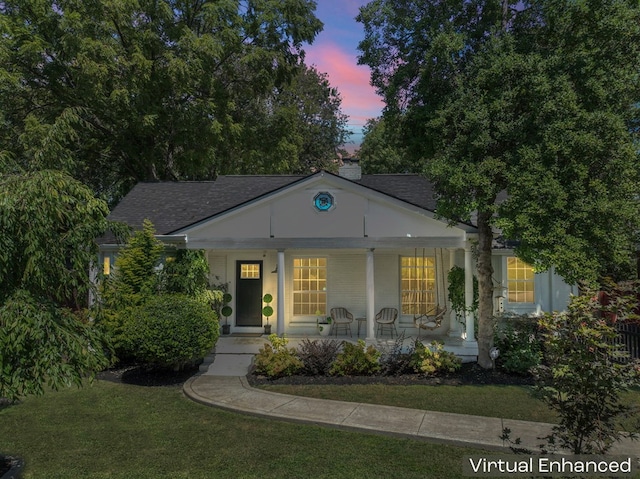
[447,248,460,337]
[276,250,285,335]
[366,249,376,340]
[464,246,475,343]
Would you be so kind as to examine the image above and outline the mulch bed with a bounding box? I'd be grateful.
[246,362,535,387]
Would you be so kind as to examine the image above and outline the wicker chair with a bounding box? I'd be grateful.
[375,307,398,338]
[330,307,354,337]
[414,306,447,339]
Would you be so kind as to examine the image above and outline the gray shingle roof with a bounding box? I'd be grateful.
[103,172,441,241]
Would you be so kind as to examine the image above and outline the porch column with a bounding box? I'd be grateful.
[366,249,376,340]
[448,248,461,337]
[276,250,285,335]
[464,246,475,344]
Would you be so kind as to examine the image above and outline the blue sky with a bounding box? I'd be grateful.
[304,0,384,153]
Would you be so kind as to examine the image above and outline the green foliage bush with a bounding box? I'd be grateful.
[297,338,341,375]
[494,316,542,375]
[411,340,462,376]
[128,294,218,370]
[533,291,640,454]
[330,340,381,376]
[253,335,303,378]
[0,289,109,401]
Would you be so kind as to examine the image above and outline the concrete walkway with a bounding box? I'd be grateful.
[184,337,639,455]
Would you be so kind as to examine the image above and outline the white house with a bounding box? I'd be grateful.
[100,160,577,358]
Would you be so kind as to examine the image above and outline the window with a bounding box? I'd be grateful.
[293,258,327,315]
[102,252,117,275]
[401,256,436,315]
[507,257,534,303]
[240,263,260,279]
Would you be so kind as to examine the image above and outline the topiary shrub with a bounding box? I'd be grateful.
[297,338,341,375]
[253,334,303,378]
[330,340,381,376]
[411,340,461,376]
[128,294,218,370]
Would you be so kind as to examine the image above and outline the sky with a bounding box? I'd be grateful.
[303,0,384,154]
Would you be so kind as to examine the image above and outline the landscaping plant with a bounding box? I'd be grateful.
[254,335,303,378]
[494,316,542,375]
[378,332,416,376]
[411,341,462,376]
[532,291,640,454]
[330,340,381,376]
[297,338,341,376]
[128,294,218,370]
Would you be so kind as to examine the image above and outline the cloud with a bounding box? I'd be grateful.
[305,41,383,128]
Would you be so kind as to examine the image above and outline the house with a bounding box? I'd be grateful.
[99,160,577,358]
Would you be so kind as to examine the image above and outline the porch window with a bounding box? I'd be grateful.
[293,257,327,316]
[507,257,534,303]
[400,256,436,315]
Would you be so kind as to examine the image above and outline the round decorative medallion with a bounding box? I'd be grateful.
[313,192,334,212]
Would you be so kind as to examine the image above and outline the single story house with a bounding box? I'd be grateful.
[99,160,577,357]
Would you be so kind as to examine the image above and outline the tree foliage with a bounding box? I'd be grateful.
[0,0,348,202]
[357,0,640,367]
[0,171,111,400]
[0,290,110,402]
[358,118,410,174]
[0,169,110,308]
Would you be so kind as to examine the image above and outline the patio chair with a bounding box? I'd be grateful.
[375,307,398,338]
[330,307,354,337]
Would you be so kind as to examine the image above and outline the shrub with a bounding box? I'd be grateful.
[533,291,640,454]
[0,290,109,401]
[297,338,341,375]
[253,334,303,378]
[411,340,461,376]
[129,294,218,370]
[330,340,381,376]
[494,316,542,375]
[378,332,416,376]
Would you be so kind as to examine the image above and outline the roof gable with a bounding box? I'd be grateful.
[105,171,474,241]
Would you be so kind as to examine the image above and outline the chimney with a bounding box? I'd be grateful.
[338,157,361,180]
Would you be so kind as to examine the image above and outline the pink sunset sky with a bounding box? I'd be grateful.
[303,0,384,153]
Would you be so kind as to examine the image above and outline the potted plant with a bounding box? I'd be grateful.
[262,293,274,334]
[221,293,232,335]
[316,309,332,336]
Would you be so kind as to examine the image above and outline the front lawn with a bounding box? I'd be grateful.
[0,380,487,479]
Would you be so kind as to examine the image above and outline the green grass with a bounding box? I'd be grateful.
[259,384,640,431]
[0,380,487,479]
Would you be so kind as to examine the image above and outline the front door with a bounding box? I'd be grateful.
[235,261,263,327]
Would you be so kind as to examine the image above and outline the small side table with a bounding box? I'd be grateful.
[356,317,366,337]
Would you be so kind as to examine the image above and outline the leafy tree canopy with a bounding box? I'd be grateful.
[357,0,640,366]
[0,169,110,308]
[0,0,346,202]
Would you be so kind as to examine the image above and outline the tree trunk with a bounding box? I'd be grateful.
[476,211,495,368]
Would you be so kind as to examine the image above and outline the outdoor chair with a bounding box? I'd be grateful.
[375,307,398,338]
[330,307,354,337]
[414,306,447,339]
